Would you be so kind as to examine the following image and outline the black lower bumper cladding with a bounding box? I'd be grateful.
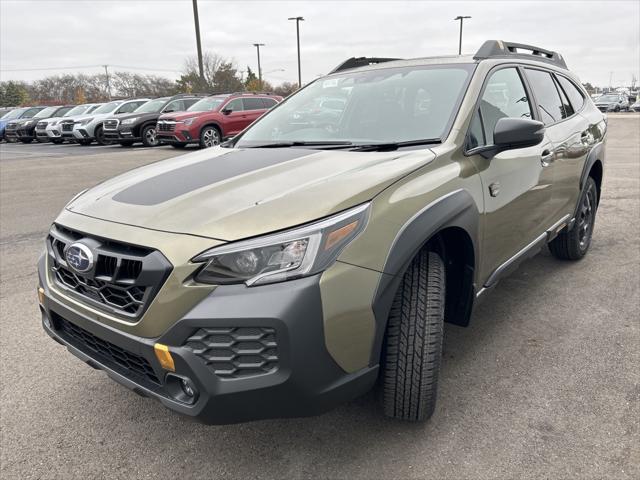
[38,256,377,424]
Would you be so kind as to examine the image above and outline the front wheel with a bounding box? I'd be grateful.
[95,125,111,146]
[141,125,159,147]
[381,250,445,422]
[199,126,221,148]
[549,176,598,260]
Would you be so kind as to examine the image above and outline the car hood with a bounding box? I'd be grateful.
[115,112,160,122]
[67,146,435,241]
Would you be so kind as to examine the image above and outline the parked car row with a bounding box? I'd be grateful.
[0,91,282,149]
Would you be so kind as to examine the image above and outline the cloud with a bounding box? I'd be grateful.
[1,0,638,87]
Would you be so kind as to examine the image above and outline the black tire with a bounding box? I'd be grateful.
[171,143,187,149]
[549,176,598,260]
[199,125,221,148]
[94,125,111,146]
[119,141,134,147]
[141,125,159,147]
[381,250,445,421]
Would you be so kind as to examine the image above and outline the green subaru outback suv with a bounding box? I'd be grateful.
[38,40,606,424]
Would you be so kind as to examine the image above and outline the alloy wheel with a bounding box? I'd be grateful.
[203,128,220,148]
[577,183,596,250]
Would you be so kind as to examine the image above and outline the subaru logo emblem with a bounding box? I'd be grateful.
[65,243,94,273]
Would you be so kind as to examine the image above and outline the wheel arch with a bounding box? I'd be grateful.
[579,141,605,209]
[369,189,480,366]
[200,122,222,138]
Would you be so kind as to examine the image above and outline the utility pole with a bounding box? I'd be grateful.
[253,43,265,89]
[609,71,613,91]
[288,16,304,88]
[103,65,111,100]
[192,0,205,81]
[454,16,471,55]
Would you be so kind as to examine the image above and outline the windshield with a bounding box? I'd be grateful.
[598,95,620,102]
[134,98,168,113]
[1,108,25,120]
[188,97,226,112]
[34,107,58,118]
[236,64,474,147]
[64,104,91,116]
[92,101,122,114]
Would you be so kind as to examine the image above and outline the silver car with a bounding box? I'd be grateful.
[71,99,150,145]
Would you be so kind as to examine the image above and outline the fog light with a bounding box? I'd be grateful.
[181,379,195,397]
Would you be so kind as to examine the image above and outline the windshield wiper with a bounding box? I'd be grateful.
[350,138,441,152]
[246,141,353,149]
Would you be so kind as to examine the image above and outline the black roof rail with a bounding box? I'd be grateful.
[170,92,210,99]
[474,40,567,69]
[329,57,402,74]
[228,91,277,96]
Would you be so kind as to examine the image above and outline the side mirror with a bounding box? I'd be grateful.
[494,117,545,150]
[222,108,232,115]
[477,117,545,159]
[164,108,175,113]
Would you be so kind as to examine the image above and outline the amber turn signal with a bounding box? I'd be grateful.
[324,220,358,251]
[154,343,175,372]
[37,287,45,305]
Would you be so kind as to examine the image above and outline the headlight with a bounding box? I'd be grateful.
[192,203,370,286]
[183,117,196,126]
[50,120,58,126]
[24,121,33,126]
[78,118,93,126]
[122,117,137,125]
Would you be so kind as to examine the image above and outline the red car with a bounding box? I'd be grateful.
[156,93,282,148]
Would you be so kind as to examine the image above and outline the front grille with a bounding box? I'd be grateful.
[61,122,74,132]
[157,121,176,132]
[36,121,47,130]
[184,327,279,379]
[47,224,172,319]
[53,313,160,386]
[104,119,119,130]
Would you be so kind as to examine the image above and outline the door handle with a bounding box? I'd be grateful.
[541,149,555,167]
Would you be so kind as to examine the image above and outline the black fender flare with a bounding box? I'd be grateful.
[369,189,480,366]
[579,141,604,192]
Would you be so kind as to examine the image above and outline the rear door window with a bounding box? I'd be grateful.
[262,98,278,108]
[525,69,566,125]
[556,75,585,112]
[243,97,265,110]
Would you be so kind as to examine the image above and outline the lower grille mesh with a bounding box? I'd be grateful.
[54,313,160,386]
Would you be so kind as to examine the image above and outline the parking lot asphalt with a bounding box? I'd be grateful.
[1,116,638,479]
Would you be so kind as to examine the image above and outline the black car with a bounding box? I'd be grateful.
[3,106,46,142]
[16,105,75,143]
[103,94,203,147]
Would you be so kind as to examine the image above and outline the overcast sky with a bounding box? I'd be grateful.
[1,0,639,88]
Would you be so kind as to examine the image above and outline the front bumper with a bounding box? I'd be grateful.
[104,128,140,142]
[16,127,36,140]
[157,128,196,144]
[72,127,94,140]
[38,256,377,424]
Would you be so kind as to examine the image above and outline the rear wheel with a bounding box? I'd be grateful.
[199,126,221,148]
[141,125,159,147]
[549,176,598,260]
[381,250,445,421]
[95,125,111,146]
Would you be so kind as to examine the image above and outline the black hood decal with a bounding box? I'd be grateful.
[113,148,315,206]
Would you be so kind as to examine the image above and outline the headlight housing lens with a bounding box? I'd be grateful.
[122,117,137,125]
[24,120,33,126]
[183,117,196,126]
[78,118,93,126]
[192,203,370,286]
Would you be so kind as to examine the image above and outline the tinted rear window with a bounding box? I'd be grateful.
[556,75,585,112]
[525,69,565,125]
[243,98,265,110]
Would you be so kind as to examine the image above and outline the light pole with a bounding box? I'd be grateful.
[288,16,304,88]
[253,43,265,89]
[454,15,471,55]
[192,0,205,81]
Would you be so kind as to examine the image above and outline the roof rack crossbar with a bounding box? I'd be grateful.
[329,57,402,74]
[473,40,567,69]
